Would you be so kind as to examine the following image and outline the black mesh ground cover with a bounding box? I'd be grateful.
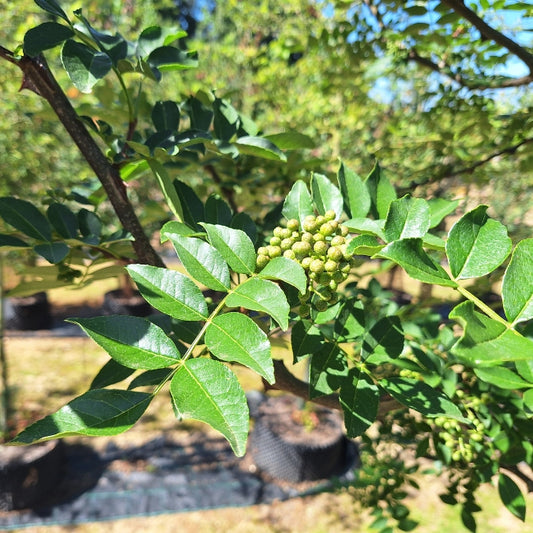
[0,435,306,530]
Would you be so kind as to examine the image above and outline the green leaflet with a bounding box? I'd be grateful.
[0,197,52,241]
[256,256,307,294]
[282,180,314,227]
[11,389,152,444]
[170,358,249,456]
[24,22,74,57]
[446,205,512,280]
[474,367,533,390]
[337,162,371,219]
[147,159,184,222]
[205,312,274,383]
[126,264,208,321]
[225,277,290,330]
[502,238,533,325]
[311,173,344,219]
[201,223,256,275]
[61,40,113,93]
[68,316,182,369]
[340,370,380,438]
[234,136,287,161]
[309,343,348,398]
[498,473,526,522]
[450,301,533,366]
[384,196,431,242]
[375,238,457,287]
[380,377,466,422]
[164,233,230,292]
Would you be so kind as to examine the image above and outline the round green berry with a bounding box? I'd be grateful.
[313,241,328,255]
[301,256,312,270]
[320,222,335,236]
[303,216,317,233]
[267,245,282,258]
[313,232,325,242]
[309,259,325,274]
[301,232,314,243]
[316,215,326,227]
[283,249,296,260]
[273,226,285,238]
[298,304,311,318]
[280,238,295,251]
[314,299,329,312]
[270,236,281,246]
[256,254,270,269]
[327,246,343,261]
[340,225,349,237]
[324,259,339,272]
[330,235,345,247]
[324,209,336,221]
[292,241,312,257]
[257,246,268,256]
[287,219,300,231]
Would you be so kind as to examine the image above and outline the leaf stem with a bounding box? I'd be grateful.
[456,285,510,328]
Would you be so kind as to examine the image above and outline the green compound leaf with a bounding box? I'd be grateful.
[164,233,230,292]
[68,316,181,369]
[311,173,344,219]
[282,180,314,227]
[450,301,533,366]
[256,256,307,294]
[340,370,380,438]
[375,238,457,287]
[0,197,52,241]
[380,377,466,421]
[33,242,70,264]
[225,278,289,330]
[61,40,113,93]
[502,239,533,325]
[498,473,526,521]
[170,358,249,456]
[446,205,512,280]
[201,223,256,275]
[126,264,208,321]
[11,389,152,444]
[384,196,431,242]
[337,162,371,219]
[24,22,74,56]
[234,136,287,161]
[205,312,274,383]
[474,367,532,389]
[263,131,315,150]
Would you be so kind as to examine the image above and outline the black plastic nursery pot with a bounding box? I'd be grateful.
[101,289,152,317]
[5,292,53,331]
[249,395,353,483]
[0,440,64,511]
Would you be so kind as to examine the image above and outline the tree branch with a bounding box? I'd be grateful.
[406,48,533,89]
[399,136,533,193]
[442,0,533,73]
[268,359,401,419]
[1,50,164,268]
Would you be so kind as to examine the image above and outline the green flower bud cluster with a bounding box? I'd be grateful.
[256,210,355,315]
[434,414,486,464]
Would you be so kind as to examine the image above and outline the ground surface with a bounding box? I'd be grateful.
[1,299,533,532]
